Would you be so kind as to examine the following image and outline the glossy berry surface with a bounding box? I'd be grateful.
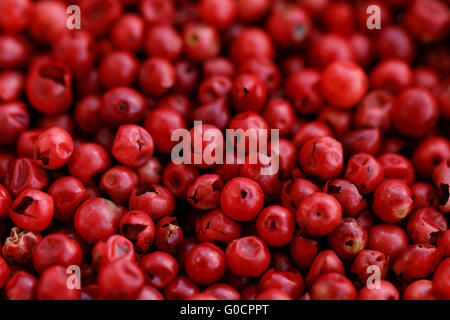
[0,0,448,302]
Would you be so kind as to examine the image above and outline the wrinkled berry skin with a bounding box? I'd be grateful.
[407,207,447,245]
[393,244,443,282]
[225,236,270,277]
[26,61,73,115]
[351,250,389,285]
[372,180,413,223]
[327,218,367,260]
[9,189,54,231]
[299,137,344,180]
[112,125,154,168]
[2,227,42,265]
[129,184,175,221]
[98,259,145,300]
[34,127,73,170]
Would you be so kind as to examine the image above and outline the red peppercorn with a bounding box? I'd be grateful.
[0,0,30,33]
[5,158,49,196]
[290,231,319,271]
[5,271,37,300]
[98,259,144,300]
[404,0,449,42]
[119,210,155,253]
[367,224,409,264]
[299,136,344,180]
[259,268,304,299]
[2,227,41,265]
[139,57,175,97]
[129,184,175,221]
[351,250,389,285]
[308,33,354,70]
[26,61,73,115]
[311,272,357,300]
[100,166,138,204]
[412,182,439,210]
[186,174,223,210]
[32,233,83,273]
[378,153,415,186]
[140,0,174,25]
[37,265,80,300]
[0,70,25,103]
[433,258,450,299]
[256,205,295,247]
[0,101,30,144]
[320,60,368,109]
[354,89,393,132]
[163,276,199,300]
[220,177,264,222]
[183,23,221,62]
[406,207,447,245]
[110,14,144,52]
[226,236,270,277]
[267,3,312,48]
[28,1,67,44]
[199,0,237,29]
[79,0,122,36]
[392,87,439,138]
[74,198,121,244]
[154,216,183,255]
[324,179,366,217]
[296,193,342,237]
[232,73,267,112]
[33,127,73,170]
[144,24,182,61]
[68,143,110,186]
[327,218,367,260]
[292,122,333,148]
[393,244,443,282]
[145,107,187,154]
[413,136,450,178]
[9,189,53,231]
[195,209,242,243]
[185,243,226,285]
[92,234,136,267]
[111,125,154,168]
[344,153,384,195]
[403,279,436,300]
[284,69,323,115]
[341,128,381,156]
[140,251,178,289]
[229,28,275,64]
[372,179,413,223]
[357,281,399,300]
[162,162,199,199]
[136,286,164,300]
[100,87,146,126]
[98,51,139,89]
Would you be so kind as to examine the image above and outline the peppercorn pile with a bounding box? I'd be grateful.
[0,0,449,300]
